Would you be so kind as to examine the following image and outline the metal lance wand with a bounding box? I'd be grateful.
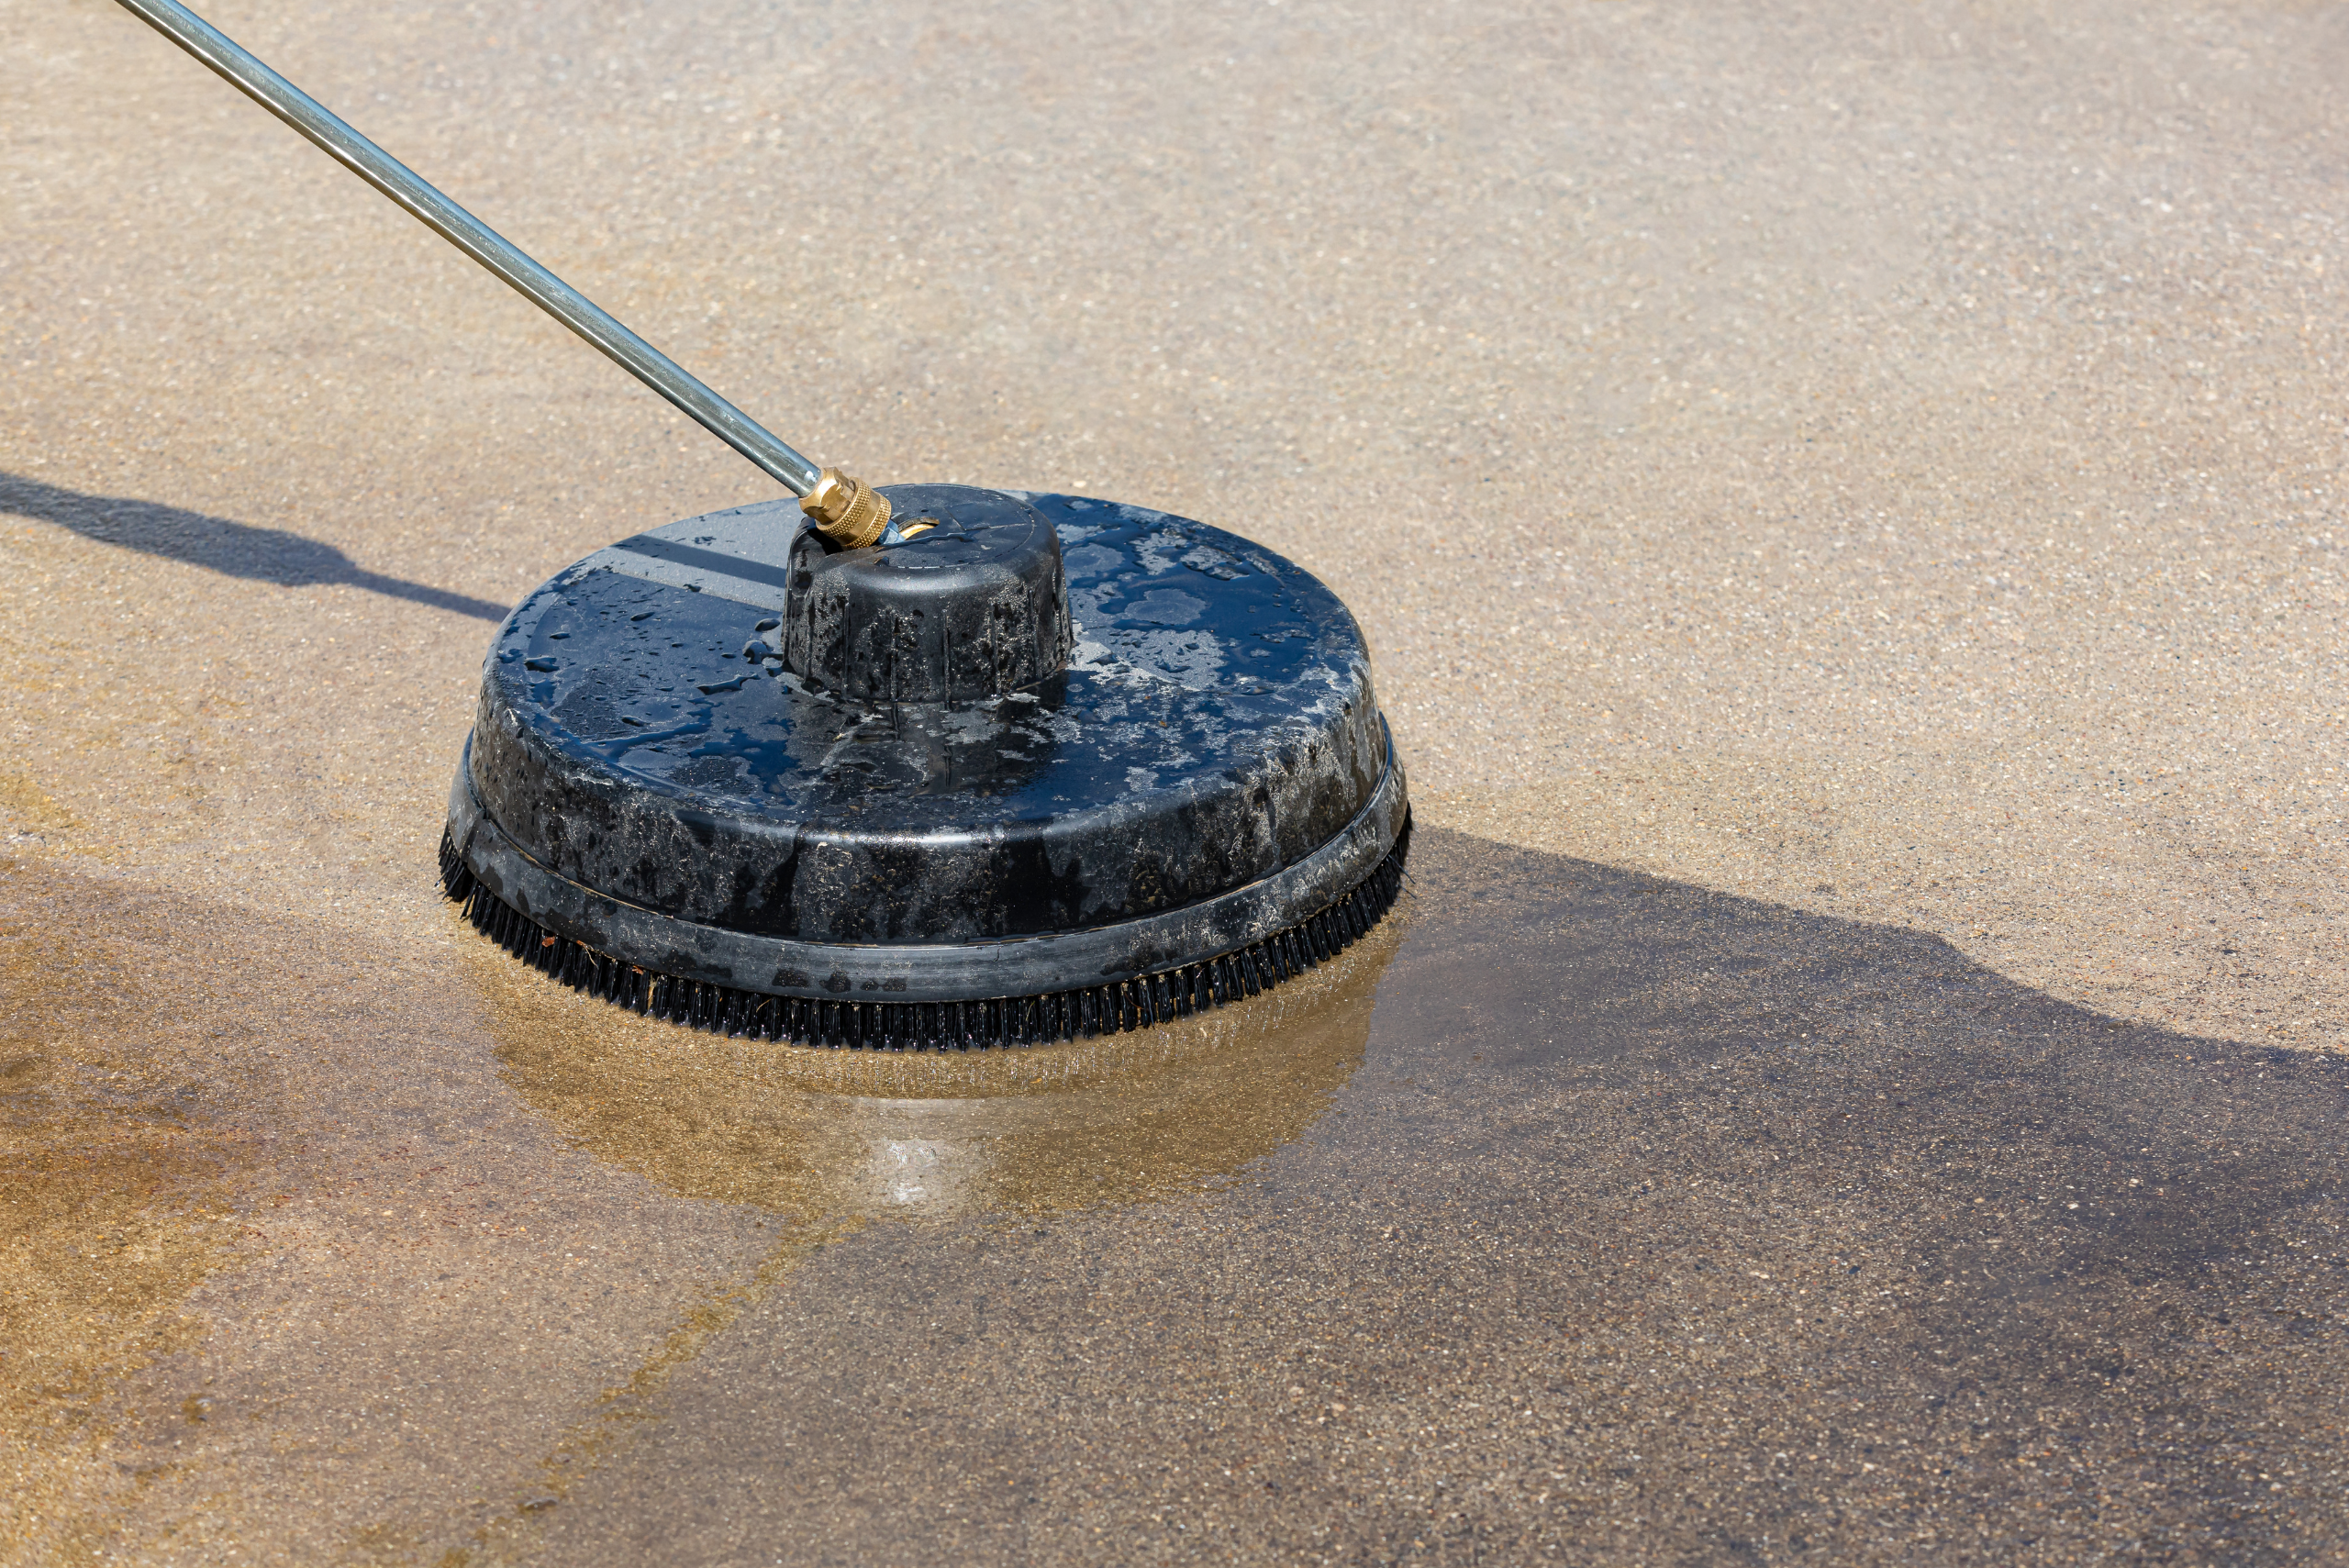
[108,0,894,547]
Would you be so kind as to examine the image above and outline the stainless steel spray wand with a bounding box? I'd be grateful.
[109,0,896,548]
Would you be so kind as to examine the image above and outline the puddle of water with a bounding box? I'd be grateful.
[468,898,1410,1218]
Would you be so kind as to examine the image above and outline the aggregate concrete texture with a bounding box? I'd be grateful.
[3,0,2347,1561]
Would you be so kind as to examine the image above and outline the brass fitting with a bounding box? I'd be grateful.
[800,467,892,550]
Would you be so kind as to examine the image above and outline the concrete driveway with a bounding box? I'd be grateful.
[5,0,2344,1561]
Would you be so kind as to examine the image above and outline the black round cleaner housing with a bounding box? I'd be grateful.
[440,484,1409,1049]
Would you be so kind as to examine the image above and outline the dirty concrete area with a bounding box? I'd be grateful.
[5,0,2346,1560]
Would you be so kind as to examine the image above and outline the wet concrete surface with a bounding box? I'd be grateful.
[8,0,2349,1558]
[9,828,2349,1562]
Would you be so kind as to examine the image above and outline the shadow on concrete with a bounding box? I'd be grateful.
[516,826,2349,1564]
[0,470,510,622]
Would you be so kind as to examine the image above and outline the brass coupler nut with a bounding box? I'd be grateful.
[800,467,893,550]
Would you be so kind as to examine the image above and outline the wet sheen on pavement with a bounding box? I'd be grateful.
[8,827,2347,1562]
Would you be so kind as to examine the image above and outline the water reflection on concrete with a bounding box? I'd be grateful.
[520,828,2349,1567]
[15,827,2349,1565]
[470,905,1408,1218]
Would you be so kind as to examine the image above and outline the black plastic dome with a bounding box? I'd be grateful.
[441,485,1408,1048]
